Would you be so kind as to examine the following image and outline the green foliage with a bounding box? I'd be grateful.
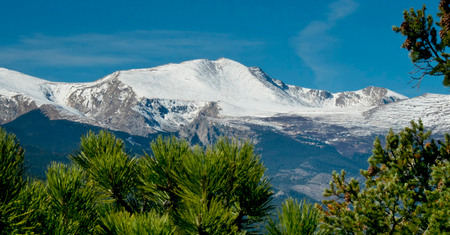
[170,140,240,234]
[393,0,450,86]
[98,209,175,235]
[425,158,450,233]
[138,136,191,214]
[70,130,126,169]
[45,162,99,234]
[8,179,48,234]
[0,127,26,233]
[71,130,138,213]
[173,138,273,233]
[139,136,273,233]
[321,120,450,233]
[0,128,274,234]
[211,138,274,230]
[174,196,240,234]
[266,198,321,235]
[0,128,25,203]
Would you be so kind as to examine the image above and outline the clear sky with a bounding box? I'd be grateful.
[1,0,448,97]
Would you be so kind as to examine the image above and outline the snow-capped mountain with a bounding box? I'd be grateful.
[1,58,449,202]
[0,58,408,133]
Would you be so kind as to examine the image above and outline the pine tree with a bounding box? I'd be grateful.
[174,137,273,233]
[320,120,450,233]
[70,130,139,214]
[210,138,273,231]
[97,209,175,234]
[9,179,48,234]
[169,139,241,234]
[138,136,191,217]
[138,136,274,233]
[425,159,450,233]
[266,198,321,235]
[44,162,99,234]
[0,127,26,233]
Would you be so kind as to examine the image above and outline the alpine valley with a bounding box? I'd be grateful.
[1,58,450,202]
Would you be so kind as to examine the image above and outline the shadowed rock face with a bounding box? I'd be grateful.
[360,86,396,105]
[65,75,154,135]
[309,90,333,100]
[62,74,208,136]
[135,98,208,133]
[179,102,226,145]
[333,87,399,107]
[0,95,38,124]
[335,93,361,107]
[67,75,136,117]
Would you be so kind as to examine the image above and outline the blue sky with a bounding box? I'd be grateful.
[1,0,448,97]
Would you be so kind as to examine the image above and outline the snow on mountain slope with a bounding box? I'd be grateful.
[0,69,110,124]
[270,79,407,108]
[0,66,212,134]
[0,58,442,137]
[107,58,309,116]
[275,92,450,141]
[0,59,407,116]
[363,93,450,133]
[0,68,91,123]
[101,58,407,116]
[0,68,51,103]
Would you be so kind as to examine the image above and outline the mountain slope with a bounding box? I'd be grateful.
[363,93,450,133]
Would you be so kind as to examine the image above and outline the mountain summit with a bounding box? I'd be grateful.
[86,58,407,114]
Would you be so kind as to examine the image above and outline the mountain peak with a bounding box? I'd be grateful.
[174,58,252,73]
[214,57,244,64]
[359,86,406,98]
[111,58,310,115]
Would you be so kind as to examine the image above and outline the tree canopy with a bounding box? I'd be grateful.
[320,120,450,233]
[0,129,274,234]
[393,0,450,87]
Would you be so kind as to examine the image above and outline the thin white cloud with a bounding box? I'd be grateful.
[0,31,264,67]
[328,0,359,21]
[293,0,359,88]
